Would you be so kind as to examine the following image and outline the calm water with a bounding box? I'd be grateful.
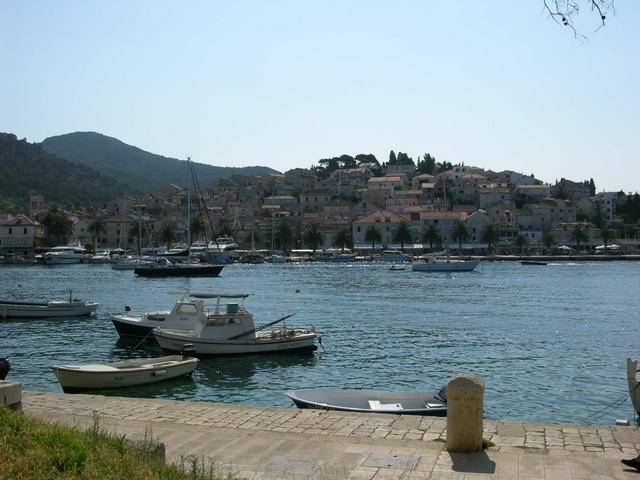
[1,260,639,425]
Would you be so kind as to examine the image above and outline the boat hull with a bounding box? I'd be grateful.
[0,301,98,319]
[627,358,640,415]
[412,260,479,272]
[44,256,84,265]
[52,356,198,392]
[134,264,224,277]
[111,316,156,337]
[154,329,318,356]
[286,389,447,416]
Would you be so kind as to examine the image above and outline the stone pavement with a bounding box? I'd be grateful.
[22,391,640,479]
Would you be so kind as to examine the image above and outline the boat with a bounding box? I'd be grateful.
[627,358,640,415]
[111,255,149,270]
[314,249,357,263]
[51,354,199,392]
[520,260,548,266]
[43,242,87,264]
[285,388,447,416]
[133,257,224,277]
[412,256,480,272]
[269,253,287,264]
[110,292,237,338]
[204,236,239,264]
[390,264,405,271]
[0,297,98,319]
[153,293,318,355]
[88,250,112,264]
[0,357,9,380]
[381,250,411,262]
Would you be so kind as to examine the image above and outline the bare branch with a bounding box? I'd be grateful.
[543,0,615,37]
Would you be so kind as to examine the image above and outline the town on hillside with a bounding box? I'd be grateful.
[1,153,639,260]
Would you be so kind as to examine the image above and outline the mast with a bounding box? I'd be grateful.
[187,157,192,258]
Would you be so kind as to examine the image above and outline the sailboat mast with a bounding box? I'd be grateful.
[187,157,192,254]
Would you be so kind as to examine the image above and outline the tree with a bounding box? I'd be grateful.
[569,224,589,252]
[364,225,382,251]
[451,221,469,251]
[421,224,442,251]
[333,228,353,252]
[388,150,397,165]
[543,231,556,250]
[276,219,294,252]
[190,218,204,243]
[543,0,614,37]
[392,221,413,251]
[417,153,436,175]
[302,223,324,253]
[480,224,500,253]
[589,178,596,196]
[513,234,530,255]
[396,152,414,166]
[41,204,73,246]
[88,219,107,248]
[599,227,615,251]
[159,223,177,248]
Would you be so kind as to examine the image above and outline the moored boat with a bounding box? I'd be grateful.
[286,388,447,416]
[520,260,548,266]
[627,358,640,415]
[0,357,10,380]
[412,257,479,272]
[51,354,199,392]
[153,294,318,355]
[43,242,87,265]
[134,258,224,277]
[0,298,98,319]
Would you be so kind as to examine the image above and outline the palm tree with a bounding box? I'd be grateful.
[542,230,556,250]
[41,204,73,246]
[480,224,499,253]
[88,219,107,249]
[159,223,177,248]
[513,234,529,255]
[421,224,442,252]
[302,223,324,253]
[364,225,382,251]
[333,228,353,252]
[599,227,615,251]
[277,219,294,252]
[190,218,204,243]
[569,224,589,252]
[392,221,413,251]
[451,221,469,252]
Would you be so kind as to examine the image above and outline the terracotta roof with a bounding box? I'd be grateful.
[355,209,409,223]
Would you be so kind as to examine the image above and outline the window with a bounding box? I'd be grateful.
[23,228,27,234]
[357,226,360,233]
[178,304,198,315]
[8,228,12,234]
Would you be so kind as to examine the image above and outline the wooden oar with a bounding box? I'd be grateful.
[227,313,296,340]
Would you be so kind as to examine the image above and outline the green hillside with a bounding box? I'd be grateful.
[0,133,136,213]
[41,132,279,191]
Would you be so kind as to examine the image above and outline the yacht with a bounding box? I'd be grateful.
[204,236,238,264]
[43,242,87,265]
[412,256,479,272]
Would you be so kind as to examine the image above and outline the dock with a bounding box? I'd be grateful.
[22,390,640,479]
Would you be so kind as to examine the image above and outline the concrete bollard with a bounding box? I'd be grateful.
[0,380,23,411]
[445,374,484,453]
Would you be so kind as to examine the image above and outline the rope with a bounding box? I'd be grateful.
[580,391,630,423]
[130,330,153,350]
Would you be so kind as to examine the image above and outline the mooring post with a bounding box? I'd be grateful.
[445,373,484,452]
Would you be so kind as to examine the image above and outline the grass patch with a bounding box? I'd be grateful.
[0,407,235,479]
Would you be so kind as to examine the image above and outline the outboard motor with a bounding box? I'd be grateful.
[180,344,197,358]
[0,357,10,380]
[436,386,447,403]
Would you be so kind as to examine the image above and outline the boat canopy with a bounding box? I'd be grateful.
[168,291,249,299]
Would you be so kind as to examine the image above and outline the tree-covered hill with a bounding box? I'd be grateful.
[41,132,279,191]
[0,133,135,213]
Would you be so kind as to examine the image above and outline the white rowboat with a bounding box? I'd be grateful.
[0,299,98,318]
[51,355,199,392]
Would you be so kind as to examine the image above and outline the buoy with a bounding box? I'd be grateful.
[16,283,22,288]
[295,288,300,293]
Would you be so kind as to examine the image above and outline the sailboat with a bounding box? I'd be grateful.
[412,178,479,272]
[134,158,225,277]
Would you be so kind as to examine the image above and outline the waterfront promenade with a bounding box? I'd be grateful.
[23,391,640,479]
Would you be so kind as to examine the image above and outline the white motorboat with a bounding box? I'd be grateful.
[153,294,318,355]
[51,354,199,392]
[111,255,149,270]
[286,388,447,416]
[412,257,479,272]
[43,242,87,264]
[0,298,98,318]
[88,250,112,264]
[204,236,239,264]
[627,358,640,415]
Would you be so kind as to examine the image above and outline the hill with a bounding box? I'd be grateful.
[41,132,279,191]
[0,133,136,213]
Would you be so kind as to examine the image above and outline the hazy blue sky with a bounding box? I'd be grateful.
[2,1,638,192]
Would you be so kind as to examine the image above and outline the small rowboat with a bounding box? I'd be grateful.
[0,299,98,319]
[519,260,547,266]
[51,355,199,392]
[627,358,640,415]
[285,388,447,416]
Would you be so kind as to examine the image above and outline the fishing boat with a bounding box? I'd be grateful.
[627,358,640,415]
[110,292,242,338]
[0,297,98,319]
[285,388,447,416]
[51,354,199,392]
[412,257,479,272]
[153,293,318,355]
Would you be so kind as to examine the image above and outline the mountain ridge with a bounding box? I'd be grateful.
[40,131,280,191]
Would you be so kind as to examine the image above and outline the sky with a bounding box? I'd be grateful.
[1,0,638,193]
